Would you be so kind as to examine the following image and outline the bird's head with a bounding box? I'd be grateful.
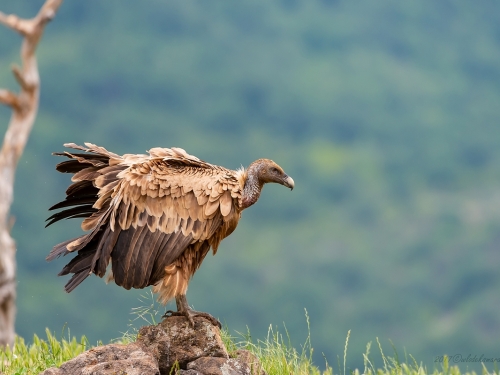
[248,159,294,190]
[240,159,294,209]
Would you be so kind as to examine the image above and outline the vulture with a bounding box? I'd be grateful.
[46,143,294,326]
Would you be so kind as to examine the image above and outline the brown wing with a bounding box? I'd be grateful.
[47,143,243,292]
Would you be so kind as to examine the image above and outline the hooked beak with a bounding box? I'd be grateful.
[283,175,295,190]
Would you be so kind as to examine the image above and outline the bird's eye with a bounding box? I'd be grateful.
[270,167,279,174]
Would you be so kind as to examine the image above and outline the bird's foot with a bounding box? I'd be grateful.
[162,308,221,329]
[162,309,177,319]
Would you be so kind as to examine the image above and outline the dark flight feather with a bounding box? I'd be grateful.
[66,180,97,197]
[45,205,97,227]
[64,269,92,293]
[49,196,98,211]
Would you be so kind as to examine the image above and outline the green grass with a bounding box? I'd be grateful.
[219,310,332,375]
[0,328,87,375]
[0,297,496,375]
[1,326,496,375]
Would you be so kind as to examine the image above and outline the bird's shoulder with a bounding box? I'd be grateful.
[90,147,245,236]
[115,147,243,199]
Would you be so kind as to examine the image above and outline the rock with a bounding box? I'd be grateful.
[39,369,61,375]
[187,353,265,375]
[233,350,266,375]
[188,357,235,375]
[38,316,266,375]
[137,316,228,374]
[39,343,159,375]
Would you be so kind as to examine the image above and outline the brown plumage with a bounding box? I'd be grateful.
[47,142,294,326]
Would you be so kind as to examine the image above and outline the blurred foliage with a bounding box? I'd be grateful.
[1,0,500,372]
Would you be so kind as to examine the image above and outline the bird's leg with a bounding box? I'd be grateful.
[162,294,221,328]
[176,294,222,328]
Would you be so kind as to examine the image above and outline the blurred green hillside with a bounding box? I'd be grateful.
[1,0,500,371]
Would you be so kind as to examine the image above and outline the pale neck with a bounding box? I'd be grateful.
[241,165,263,209]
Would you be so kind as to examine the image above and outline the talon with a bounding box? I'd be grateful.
[193,312,221,329]
[165,294,222,328]
[161,309,176,319]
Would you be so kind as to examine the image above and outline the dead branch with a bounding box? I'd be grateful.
[0,90,20,110]
[0,0,64,347]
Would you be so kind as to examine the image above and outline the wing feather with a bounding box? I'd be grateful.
[131,229,164,288]
[94,226,121,277]
[112,226,147,289]
[150,231,194,283]
[48,143,245,299]
[219,190,233,217]
[204,199,220,217]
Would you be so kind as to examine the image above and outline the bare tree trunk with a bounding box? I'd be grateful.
[0,0,63,347]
